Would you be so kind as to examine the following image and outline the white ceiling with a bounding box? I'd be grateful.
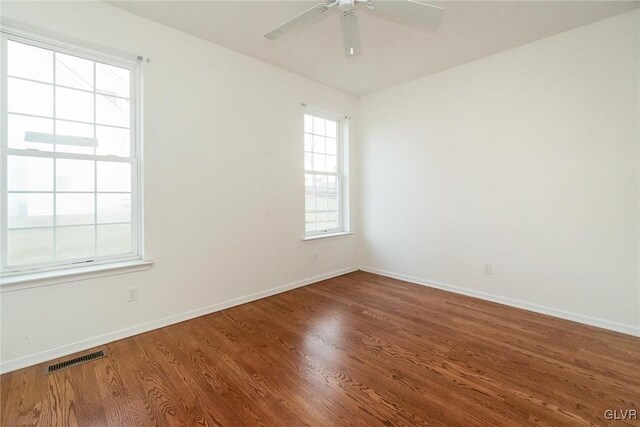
[110,1,639,96]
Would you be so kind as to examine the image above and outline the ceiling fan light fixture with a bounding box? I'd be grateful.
[341,10,361,57]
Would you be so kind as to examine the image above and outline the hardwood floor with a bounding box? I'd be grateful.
[2,271,639,426]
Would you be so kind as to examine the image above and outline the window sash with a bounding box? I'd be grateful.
[305,171,341,233]
[4,76,131,101]
[5,148,135,162]
[0,32,142,275]
[6,111,131,131]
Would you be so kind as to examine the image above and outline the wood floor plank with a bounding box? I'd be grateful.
[2,271,639,426]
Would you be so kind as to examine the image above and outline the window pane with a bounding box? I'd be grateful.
[313,153,325,172]
[304,133,312,152]
[96,125,130,157]
[8,228,54,265]
[315,174,327,191]
[304,174,314,192]
[326,120,337,138]
[8,193,54,228]
[8,77,53,117]
[56,159,95,191]
[56,52,93,91]
[96,95,129,127]
[56,87,94,122]
[8,40,53,83]
[313,117,325,136]
[328,193,339,210]
[326,138,337,155]
[97,223,131,256]
[8,114,53,151]
[96,63,129,98]
[56,225,95,260]
[327,175,338,192]
[56,193,95,226]
[304,114,313,133]
[326,155,337,172]
[97,162,131,192]
[304,152,312,171]
[313,135,325,154]
[316,194,327,210]
[56,120,94,154]
[97,193,131,223]
[8,156,53,191]
[305,193,315,211]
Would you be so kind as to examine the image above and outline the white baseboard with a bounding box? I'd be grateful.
[360,266,640,338]
[0,266,358,374]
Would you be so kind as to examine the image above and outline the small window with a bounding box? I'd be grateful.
[1,33,142,275]
[304,111,345,236]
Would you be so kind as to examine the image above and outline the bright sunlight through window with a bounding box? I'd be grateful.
[304,112,343,236]
[1,34,141,274]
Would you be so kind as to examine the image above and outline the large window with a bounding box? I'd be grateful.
[304,111,344,237]
[1,32,141,275]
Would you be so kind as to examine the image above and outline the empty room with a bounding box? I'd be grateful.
[0,0,639,425]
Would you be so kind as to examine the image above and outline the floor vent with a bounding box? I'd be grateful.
[47,350,106,374]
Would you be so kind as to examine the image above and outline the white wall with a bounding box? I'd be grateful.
[2,2,638,374]
[0,1,358,372]
[358,10,640,335]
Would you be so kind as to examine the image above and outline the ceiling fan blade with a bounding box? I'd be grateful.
[341,11,362,57]
[264,3,333,40]
[370,0,444,31]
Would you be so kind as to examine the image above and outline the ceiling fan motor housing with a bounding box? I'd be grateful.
[338,0,355,12]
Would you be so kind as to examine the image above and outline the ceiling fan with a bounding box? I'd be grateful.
[264,0,444,57]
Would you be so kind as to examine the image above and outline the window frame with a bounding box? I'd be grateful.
[303,108,347,238]
[0,29,144,277]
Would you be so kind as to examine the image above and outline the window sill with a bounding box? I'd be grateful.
[303,231,354,242]
[0,259,154,293]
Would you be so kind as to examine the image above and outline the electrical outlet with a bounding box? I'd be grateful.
[127,287,138,302]
[484,264,492,275]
